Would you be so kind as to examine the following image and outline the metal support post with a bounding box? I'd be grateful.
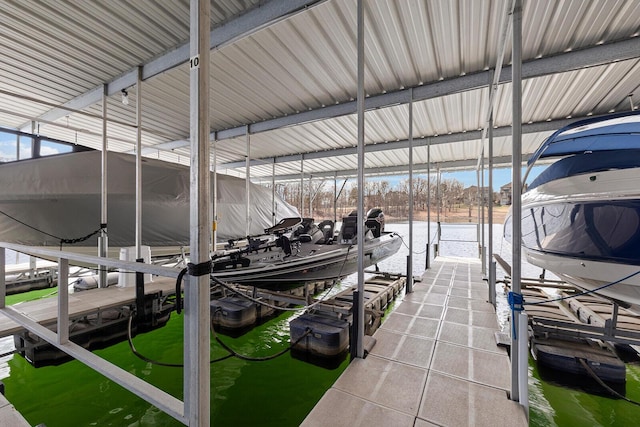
[0,247,4,308]
[425,244,430,270]
[57,257,69,345]
[518,311,529,411]
[354,0,365,358]
[135,258,145,324]
[350,291,360,359]
[135,66,143,260]
[510,0,524,404]
[271,159,276,226]
[426,140,431,269]
[489,261,496,307]
[407,88,414,293]
[99,84,109,288]
[187,0,212,424]
[246,128,251,236]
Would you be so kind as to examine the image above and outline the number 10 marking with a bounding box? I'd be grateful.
[190,55,200,69]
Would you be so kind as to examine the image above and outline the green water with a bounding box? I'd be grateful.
[529,360,640,426]
[4,255,640,425]
[1,303,348,426]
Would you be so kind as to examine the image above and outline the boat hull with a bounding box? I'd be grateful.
[212,232,403,288]
[511,167,640,312]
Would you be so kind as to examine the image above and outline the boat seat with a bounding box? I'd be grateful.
[277,235,292,257]
[317,220,335,244]
[298,234,312,243]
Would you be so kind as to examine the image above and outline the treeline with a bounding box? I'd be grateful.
[276,176,476,220]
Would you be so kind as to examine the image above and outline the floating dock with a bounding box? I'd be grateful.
[499,266,640,393]
[0,277,177,366]
[289,275,405,358]
[302,257,527,427]
[4,260,58,295]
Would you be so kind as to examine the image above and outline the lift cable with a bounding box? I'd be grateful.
[126,313,312,367]
[578,358,640,406]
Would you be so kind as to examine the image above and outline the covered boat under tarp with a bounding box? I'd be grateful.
[0,150,299,250]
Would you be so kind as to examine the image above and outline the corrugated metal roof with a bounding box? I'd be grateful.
[1,0,639,183]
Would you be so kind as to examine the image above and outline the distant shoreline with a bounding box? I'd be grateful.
[312,204,511,225]
[384,205,510,224]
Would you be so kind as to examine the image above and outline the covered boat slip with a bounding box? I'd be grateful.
[303,257,527,427]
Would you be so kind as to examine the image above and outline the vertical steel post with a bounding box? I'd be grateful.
[436,164,441,255]
[300,159,304,217]
[481,151,486,273]
[136,67,143,260]
[309,174,313,218]
[187,0,211,424]
[245,128,251,236]
[427,139,431,269]
[99,84,108,288]
[488,103,496,304]
[212,140,218,249]
[272,159,276,226]
[518,311,529,410]
[57,257,69,345]
[333,172,338,224]
[0,247,5,309]
[511,0,524,404]
[355,0,365,358]
[407,89,414,293]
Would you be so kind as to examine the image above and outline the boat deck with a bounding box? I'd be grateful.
[302,257,528,427]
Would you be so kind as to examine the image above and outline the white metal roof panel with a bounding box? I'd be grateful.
[1,0,639,183]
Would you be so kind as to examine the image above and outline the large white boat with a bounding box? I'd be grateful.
[505,111,640,312]
[0,149,298,254]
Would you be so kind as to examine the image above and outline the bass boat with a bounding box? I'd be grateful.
[210,209,402,289]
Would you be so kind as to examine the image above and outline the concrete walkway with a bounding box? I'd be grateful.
[302,257,528,427]
[0,392,30,426]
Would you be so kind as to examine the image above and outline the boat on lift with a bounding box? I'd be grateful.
[0,149,299,258]
[210,208,402,289]
[505,111,640,312]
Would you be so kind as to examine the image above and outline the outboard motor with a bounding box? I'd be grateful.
[365,208,385,238]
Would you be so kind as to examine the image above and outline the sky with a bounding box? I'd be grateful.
[368,165,544,191]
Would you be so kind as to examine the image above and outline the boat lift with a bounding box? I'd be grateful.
[495,253,640,355]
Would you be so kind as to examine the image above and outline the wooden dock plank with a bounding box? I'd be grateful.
[302,257,528,427]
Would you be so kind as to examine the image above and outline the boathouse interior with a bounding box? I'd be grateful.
[0,1,639,426]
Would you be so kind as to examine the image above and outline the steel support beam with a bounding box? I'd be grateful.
[219,116,582,171]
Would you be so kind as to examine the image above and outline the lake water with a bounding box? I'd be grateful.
[1,221,640,425]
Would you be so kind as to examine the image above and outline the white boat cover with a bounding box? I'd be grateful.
[0,150,299,248]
